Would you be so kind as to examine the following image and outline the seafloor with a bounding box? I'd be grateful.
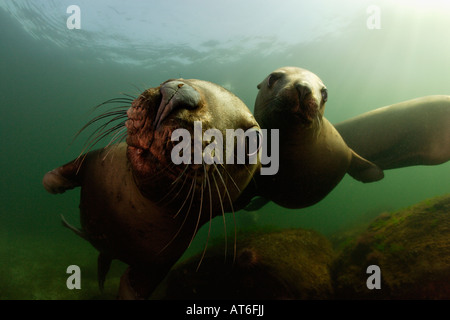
[1,194,449,299]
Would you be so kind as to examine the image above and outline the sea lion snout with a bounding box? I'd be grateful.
[154,80,202,128]
[294,82,312,101]
[291,81,318,120]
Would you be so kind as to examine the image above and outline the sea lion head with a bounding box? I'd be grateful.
[125,79,261,215]
[254,66,328,129]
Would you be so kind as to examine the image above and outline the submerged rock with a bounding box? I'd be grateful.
[332,194,450,299]
[151,229,335,299]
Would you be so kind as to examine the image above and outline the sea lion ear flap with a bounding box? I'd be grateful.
[257,82,262,90]
[347,150,385,183]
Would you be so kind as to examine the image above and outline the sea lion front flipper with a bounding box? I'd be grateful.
[42,158,83,194]
[347,150,384,183]
[243,196,270,211]
[98,253,112,292]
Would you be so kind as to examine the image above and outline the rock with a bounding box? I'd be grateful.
[332,194,450,299]
[151,229,335,299]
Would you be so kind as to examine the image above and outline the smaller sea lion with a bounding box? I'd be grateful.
[151,229,334,300]
[253,67,383,209]
[334,95,450,170]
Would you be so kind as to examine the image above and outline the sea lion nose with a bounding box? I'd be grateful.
[295,82,312,101]
[154,81,201,128]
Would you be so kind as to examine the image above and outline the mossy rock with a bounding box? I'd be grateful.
[151,229,335,299]
[332,194,450,299]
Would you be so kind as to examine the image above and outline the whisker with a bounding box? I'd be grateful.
[105,127,128,149]
[183,171,198,226]
[74,113,128,162]
[92,98,134,110]
[214,163,237,265]
[173,170,196,219]
[154,162,177,182]
[211,167,227,261]
[229,147,258,182]
[218,163,240,193]
[128,85,145,97]
[102,128,128,161]
[104,143,123,164]
[188,168,205,249]
[171,164,190,186]
[119,92,138,100]
[158,172,197,254]
[77,122,126,160]
[315,114,322,138]
[76,111,128,142]
[156,164,189,205]
[69,94,135,172]
[196,165,213,271]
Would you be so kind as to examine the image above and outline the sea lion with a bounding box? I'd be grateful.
[151,229,334,300]
[334,95,450,170]
[43,79,261,299]
[253,67,383,209]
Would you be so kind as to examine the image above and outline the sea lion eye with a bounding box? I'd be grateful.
[267,73,282,88]
[321,88,328,102]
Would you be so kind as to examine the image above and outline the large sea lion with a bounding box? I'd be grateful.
[253,67,383,209]
[43,79,261,299]
[334,95,450,170]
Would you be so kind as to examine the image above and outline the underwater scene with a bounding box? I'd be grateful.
[1,0,449,301]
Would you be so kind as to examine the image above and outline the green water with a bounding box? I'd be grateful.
[1,0,449,299]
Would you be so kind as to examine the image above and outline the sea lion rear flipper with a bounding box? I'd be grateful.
[347,150,384,183]
[42,158,83,194]
[98,253,112,292]
[61,214,86,239]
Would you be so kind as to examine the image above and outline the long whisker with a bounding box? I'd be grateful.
[76,112,128,146]
[155,163,177,182]
[229,145,258,183]
[214,163,237,264]
[218,163,240,193]
[173,170,196,219]
[171,164,190,186]
[196,165,213,271]
[104,126,128,149]
[69,94,135,172]
[158,171,197,254]
[188,168,205,248]
[73,95,133,144]
[315,114,322,138]
[119,92,138,100]
[92,98,134,110]
[102,128,128,161]
[74,122,126,173]
[211,167,227,261]
[157,165,190,205]
[140,161,177,185]
[103,142,123,164]
[77,121,126,160]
